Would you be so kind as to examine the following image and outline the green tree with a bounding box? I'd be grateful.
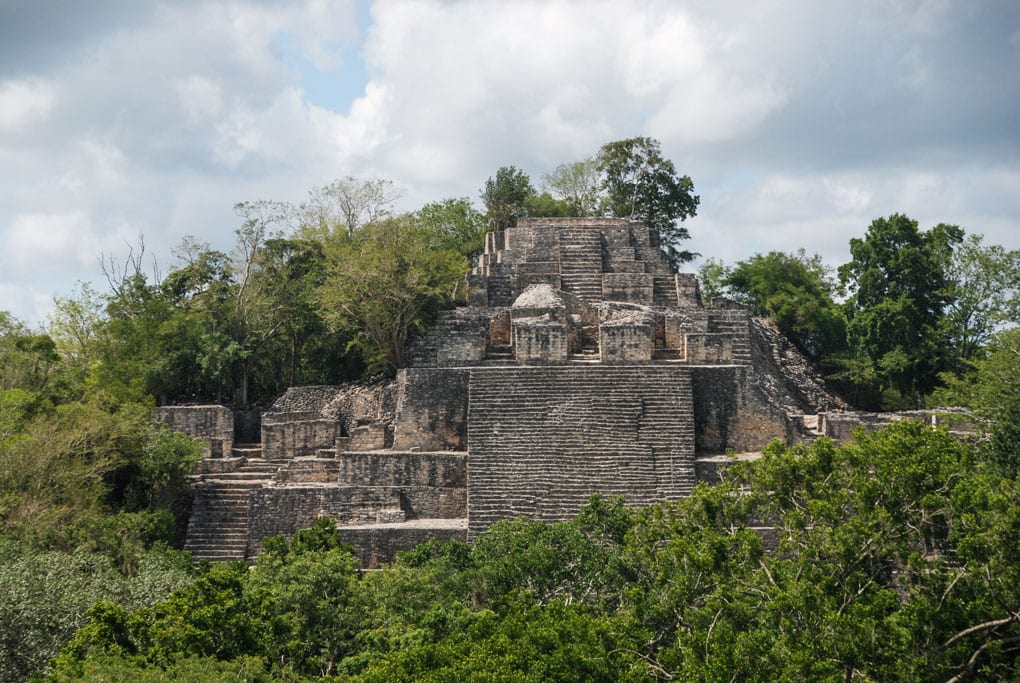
[934,327,1020,476]
[542,157,604,216]
[481,165,535,230]
[415,197,489,260]
[726,250,847,360]
[0,542,193,682]
[838,214,963,407]
[597,137,700,265]
[298,176,403,237]
[53,520,364,679]
[696,257,730,306]
[943,233,1020,371]
[318,215,469,373]
[0,312,59,396]
[523,190,574,218]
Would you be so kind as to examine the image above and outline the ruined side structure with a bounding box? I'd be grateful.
[172,218,849,566]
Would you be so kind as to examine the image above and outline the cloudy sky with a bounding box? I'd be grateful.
[2,0,1019,326]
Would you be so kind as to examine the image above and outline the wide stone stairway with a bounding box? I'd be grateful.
[466,365,696,536]
[184,458,281,562]
[559,229,604,300]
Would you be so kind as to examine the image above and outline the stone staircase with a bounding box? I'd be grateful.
[569,346,600,363]
[185,459,282,563]
[487,272,514,307]
[467,365,697,536]
[709,310,752,363]
[558,229,603,301]
[653,275,680,307]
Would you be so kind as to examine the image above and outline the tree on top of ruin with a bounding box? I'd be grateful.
[542,157,604,216]
[597,137,700,267]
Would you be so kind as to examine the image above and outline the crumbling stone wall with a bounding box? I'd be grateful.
[247,450,467,554]
[155,405,233,457]
[391,368,469,451]
[261,413,338,458]
[690,366,787,454]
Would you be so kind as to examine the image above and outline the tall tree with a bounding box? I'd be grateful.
[838,214,962,406]
[596,137,700,266]
[726,250,847,361]
[298,176,403,237]
[317,215,469,373]
[696,257,730,306]
[542,157,603,216]
[480,166,534,230]
[230,201,291,405]
[943,233,1020,371]
[415,197,489,260]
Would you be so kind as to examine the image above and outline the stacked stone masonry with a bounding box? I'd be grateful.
[168,218,885,567]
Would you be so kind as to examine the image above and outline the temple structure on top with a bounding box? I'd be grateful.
[166,218,858,567]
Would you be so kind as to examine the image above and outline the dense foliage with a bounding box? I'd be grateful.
[724,249,847,361]
[42,422,1020,681]
[839,215,963,407]
[701,217,1019,410]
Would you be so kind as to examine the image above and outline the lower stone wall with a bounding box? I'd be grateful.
[686,333,734,362]
[262,419,338,458]
[247,484,466,555]
[600,322,653,361]
[392,368,469,451]
[819,409,975,443]
[690,366,787,454]
[155,405,233,457]
[337,524,468,568]
[513,320,569,361]
[336,451,467,488]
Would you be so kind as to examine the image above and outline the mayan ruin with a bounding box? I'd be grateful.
[162,217,929,567]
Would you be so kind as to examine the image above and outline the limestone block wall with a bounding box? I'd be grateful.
[336,452,466,488]
[466,365,697,537]
[247,450,467,554]
[599,321,653,361]
[343,423,389,452]
[663,314,688,357]
[392,368,469,451]
[261,414,338,458]
[690,366,787,453]
[513,320,569,362]
[409,309,490,366]
[675,273,702,306]
[816,410,975,443]
[155,405,233,457]
[336,524,468,568]
[686,333,734,362]
[602,273,654,304]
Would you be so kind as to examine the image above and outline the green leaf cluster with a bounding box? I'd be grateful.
[48,421,1020,681]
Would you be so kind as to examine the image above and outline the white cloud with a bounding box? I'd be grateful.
[2,211,131,275]
[0,284,55,329]
[1,0,1018,330]
[173,75,226,123]
[0,80,56,130]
